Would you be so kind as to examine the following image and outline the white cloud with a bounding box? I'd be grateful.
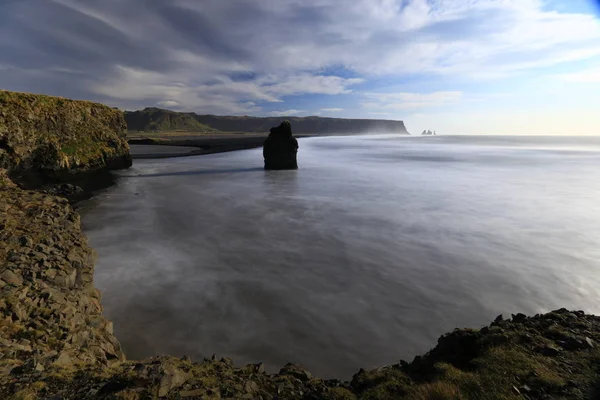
[91,65,362,113]
[173,0,600,78]
[364,91,463,110]
[269,109,306,116]
[157,100,180,108]
[554,67,600,83]
[321,108,344,112]
[368,112,393,116]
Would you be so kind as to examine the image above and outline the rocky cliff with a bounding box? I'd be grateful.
[125,108,409,135]
[0,90,131,182]
[1,92,599,399]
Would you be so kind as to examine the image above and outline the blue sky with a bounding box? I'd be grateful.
[0,0,599,134]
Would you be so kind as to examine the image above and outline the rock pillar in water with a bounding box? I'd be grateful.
[263,120,299,170]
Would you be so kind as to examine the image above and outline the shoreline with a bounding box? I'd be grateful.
[127,133,319,159]
[127,131,413,160]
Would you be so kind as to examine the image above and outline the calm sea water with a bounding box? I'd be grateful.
[80,135,600,378]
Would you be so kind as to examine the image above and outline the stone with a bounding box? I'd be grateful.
[67,268,77,287]
[158,363,190,397]
[519,384,532,393]
[53,273,70,288]
[105,321,114,335]
[245,381,259,394]
[18,235,33,247]
[12,304,27,321]
[279,363,312,381]
[538,345,560,357]
[511,313,527,323]
[263,121,299,170]
[585,337,595,348]
[221,357,234,366]
[180,389,206,398]
[52,352,72,367]
[255,362,265,374]
[1,269,23,286]
[31,251,48,261]
[7,250,24,262]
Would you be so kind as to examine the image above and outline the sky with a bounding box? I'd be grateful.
[0,0,599,135]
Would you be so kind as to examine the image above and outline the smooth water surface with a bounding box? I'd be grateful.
[80,135,600,378]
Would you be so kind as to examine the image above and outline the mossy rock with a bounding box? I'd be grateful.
[0,90,131,177]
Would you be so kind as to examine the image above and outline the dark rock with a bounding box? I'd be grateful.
[519,384,532,393]
[221,357,234,366]
[18,235,33,247]
[251,362,265,374]
[512,313,527,323]
[42,183,85,201]
[537,344,561,356]
[180,389,206,398]
[263,121,299,170]
[6,250,23,262]
[279,363,312,381]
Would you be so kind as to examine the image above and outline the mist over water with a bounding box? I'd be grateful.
[80,135,600,378]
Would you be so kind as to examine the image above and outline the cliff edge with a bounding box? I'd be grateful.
[0,90,131,183]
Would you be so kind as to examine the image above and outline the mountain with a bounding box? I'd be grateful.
[124,108,409,134]
[124,108,218,132]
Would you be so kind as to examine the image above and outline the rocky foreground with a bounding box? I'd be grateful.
[1,91,600,399]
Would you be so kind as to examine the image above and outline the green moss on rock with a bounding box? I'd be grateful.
[0,90,131,176]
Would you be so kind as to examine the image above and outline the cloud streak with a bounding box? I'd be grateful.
[364,91,464,111]
[0,0,598,117]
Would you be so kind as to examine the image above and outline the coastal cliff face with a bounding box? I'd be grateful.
[0,172,124,370]
[125,108,409,135]
[0,91,131,180]
[1,91,600,399]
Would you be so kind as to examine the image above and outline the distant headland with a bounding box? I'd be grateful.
[124,107,410,135]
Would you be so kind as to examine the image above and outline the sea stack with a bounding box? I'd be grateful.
[263,120,299,170]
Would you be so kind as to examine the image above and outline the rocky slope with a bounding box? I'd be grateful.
[1,91,599,399]
[125,108,409,135]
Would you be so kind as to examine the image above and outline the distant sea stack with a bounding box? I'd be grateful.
[125,108,410,134]
[263,121,299,170]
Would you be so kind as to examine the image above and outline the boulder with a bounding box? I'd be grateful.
[263,121,299,170]
[1,269,23,286]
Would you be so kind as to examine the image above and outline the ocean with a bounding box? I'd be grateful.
[80,135,600,378]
